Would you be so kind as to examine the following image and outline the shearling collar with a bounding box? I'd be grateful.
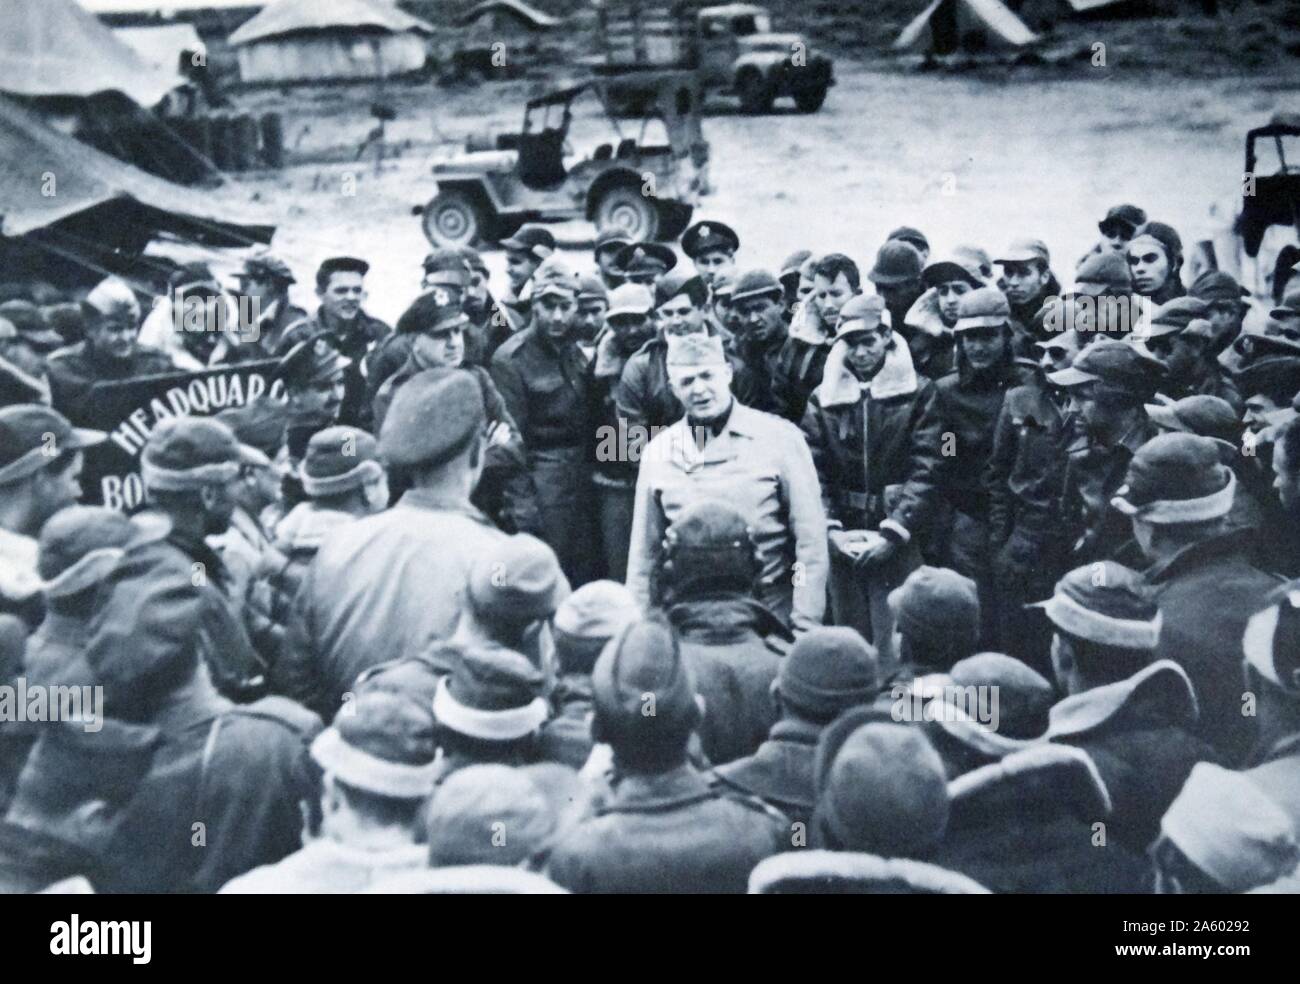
[1045,660,1198,741]
[0,527,40,602]
[815,334,919,408]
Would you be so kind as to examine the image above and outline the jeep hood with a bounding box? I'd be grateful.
[432,150,516,175]
[739,33,805,54]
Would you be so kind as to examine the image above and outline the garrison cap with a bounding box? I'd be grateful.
[665,332,726,368]
[83,277,140,322]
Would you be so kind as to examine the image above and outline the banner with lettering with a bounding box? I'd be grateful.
[70,361,283,510]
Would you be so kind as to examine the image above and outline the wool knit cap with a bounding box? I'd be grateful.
[300,426,382,497]
[1111,433,1236,525]
[888,566,980,653]
[467,533,570,622]
[433,646,548,742]
[1029,561,1161,650]
[591,617,700,746]
[778,627,879,720]
[869,240,924,286]
[311,691,440,800]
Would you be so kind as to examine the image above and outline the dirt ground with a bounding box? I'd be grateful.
[215,61,1300,324]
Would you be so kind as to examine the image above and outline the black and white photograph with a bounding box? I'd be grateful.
[0,0,1297,925]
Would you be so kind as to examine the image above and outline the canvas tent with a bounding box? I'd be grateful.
[0,95,272,286]
[114,24,207,74]
[228,0,435,84]
[0,0,184,107]
[895,0,1039,53]
[458,0,561,30]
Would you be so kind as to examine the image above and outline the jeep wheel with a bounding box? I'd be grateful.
[793,84,828,113]
[595,186,659,242]
[737,70,775,115]
[656,201,694,242]
[422,189,484,248]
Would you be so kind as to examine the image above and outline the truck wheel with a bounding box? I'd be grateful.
[422,189,484,248]
[595,186,659,242]
[793,84,828,113]
[738,70,775,114]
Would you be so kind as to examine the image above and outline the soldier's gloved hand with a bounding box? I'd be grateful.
[829,529,870,561]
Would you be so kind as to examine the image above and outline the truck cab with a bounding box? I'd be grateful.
[692,3,833,113]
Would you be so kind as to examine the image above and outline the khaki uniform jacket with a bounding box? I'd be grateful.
[625,401,829,634]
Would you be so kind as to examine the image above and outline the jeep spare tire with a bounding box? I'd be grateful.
[422,189,484,248]
[595,186,659,242]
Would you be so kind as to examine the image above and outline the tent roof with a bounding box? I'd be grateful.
[0,95,272,241]
[459,0,561,30]
[228,0,435,46]
[78,0,265,12]
[894,0,1038,50]
[0,0,184,106]
[113,24,206,71]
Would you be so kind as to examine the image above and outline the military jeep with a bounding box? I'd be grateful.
[417,70,709,249]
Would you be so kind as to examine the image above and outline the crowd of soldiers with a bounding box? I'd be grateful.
[3,199,1300,894]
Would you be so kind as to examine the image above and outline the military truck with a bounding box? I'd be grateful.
[588,1,834,114]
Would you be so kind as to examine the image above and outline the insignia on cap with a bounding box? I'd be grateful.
[632,248,646,263]
[432,287,450,306]
[699,225,711,239]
